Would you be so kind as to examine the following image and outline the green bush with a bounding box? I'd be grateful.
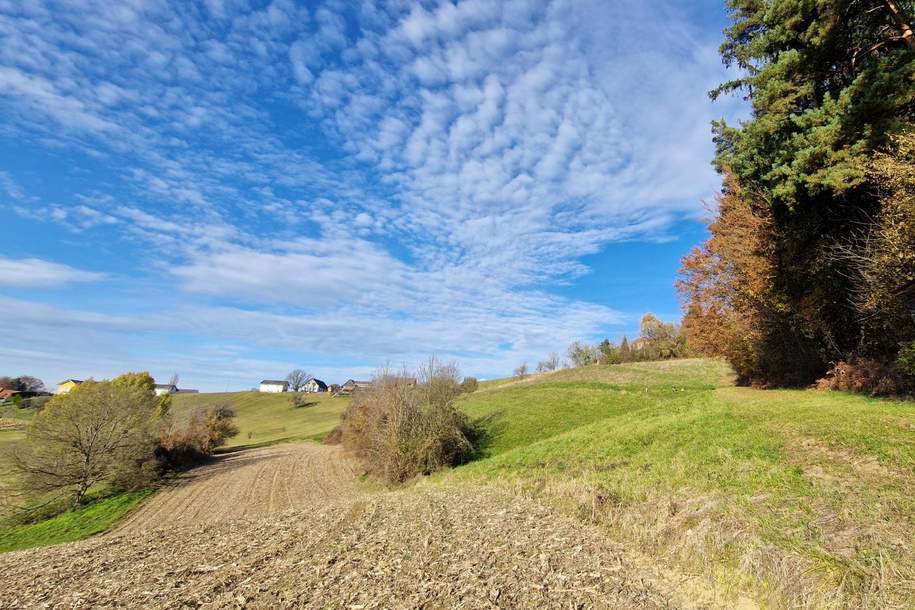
[898,340,915,377]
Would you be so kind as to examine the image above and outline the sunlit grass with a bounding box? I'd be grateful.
[437,358,915,608]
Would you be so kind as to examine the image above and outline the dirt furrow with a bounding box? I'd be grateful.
[0,443,699,608]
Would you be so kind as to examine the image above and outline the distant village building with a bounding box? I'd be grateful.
[0,388,51,404]
[259,379,289,393]
[174,389,199,394]
[337,379,372,395]
[154,384,178,396]
[327,383,341,395]
[303,378,328,393]
[56,379,83,394]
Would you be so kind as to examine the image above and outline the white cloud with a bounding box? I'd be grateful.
[0,257,105,288]
[0,0,745,386]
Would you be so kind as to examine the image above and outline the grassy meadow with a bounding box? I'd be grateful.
[437,359,915,609]
[171,390,350,450]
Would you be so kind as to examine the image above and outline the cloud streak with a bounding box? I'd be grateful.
[0,257,105,288]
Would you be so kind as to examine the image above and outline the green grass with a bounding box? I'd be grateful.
[437,358,915,608]
[0,490,152,553]
[171,390,350,450]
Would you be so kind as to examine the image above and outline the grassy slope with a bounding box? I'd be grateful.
[0,491,152,553]
[171,390,350,450]
[439,359,915,609]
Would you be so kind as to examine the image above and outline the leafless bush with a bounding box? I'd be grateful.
[567,341,599,367]
[513,363,529,379]
[815,358,913,396]
[156,404,239,470]
[339,359,476,484]
[460,376,479,393]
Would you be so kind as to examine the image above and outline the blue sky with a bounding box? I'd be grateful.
[0,0,745,391]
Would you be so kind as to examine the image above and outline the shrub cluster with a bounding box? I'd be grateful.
[156,404,239,470]
[815,358,913,397]
[338,359,476,484]
[7,373,238,509]
[459,376,479,393]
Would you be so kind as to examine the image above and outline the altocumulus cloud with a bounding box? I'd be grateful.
[0,0,738,389]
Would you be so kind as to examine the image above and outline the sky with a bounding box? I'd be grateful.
[0,0,746,391]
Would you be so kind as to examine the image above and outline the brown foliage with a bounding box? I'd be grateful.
[156,405,239,470]
[460,377,479,393]
[678,173,823,385]
[339,359,475,484]
[815,358,913,397]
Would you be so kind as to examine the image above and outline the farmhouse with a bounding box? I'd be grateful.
[56,379,83,394]
[303,378,328,393]
[337,379,372,395]
[154,384,178,396]
[259,379,288,393]
[0,388,19,403]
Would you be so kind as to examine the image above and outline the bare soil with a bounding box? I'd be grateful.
[0,444,707,609]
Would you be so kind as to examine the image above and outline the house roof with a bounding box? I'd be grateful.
[307,378,328,387]
[57,379,83,385]
[260,379,288,385]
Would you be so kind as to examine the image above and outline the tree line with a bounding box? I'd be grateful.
[515,313,689,377]
[679,0,915,394]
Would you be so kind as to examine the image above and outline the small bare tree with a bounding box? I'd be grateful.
[514,363,529,379]
[286,369,310,392]
[168,372,179,387]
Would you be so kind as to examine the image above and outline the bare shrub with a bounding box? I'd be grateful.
[460,376,479,393]
[815,358,913,396]
[567,341,599,367]
[339,359,476,484]
[157,405,239,470]
[513,363,529,379]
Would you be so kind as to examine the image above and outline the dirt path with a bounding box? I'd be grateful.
[115,444,361,532]
[0,444,703,609]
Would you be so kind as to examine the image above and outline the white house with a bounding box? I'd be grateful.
[154,384,178,396]
[303,378,328,393]
[259,379,288,393]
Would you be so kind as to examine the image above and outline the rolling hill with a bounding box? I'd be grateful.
[436,358,915,608]
[170,390,350,450]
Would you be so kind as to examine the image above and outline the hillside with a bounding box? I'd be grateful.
[436,358,915,609]
[170,390,350,449]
